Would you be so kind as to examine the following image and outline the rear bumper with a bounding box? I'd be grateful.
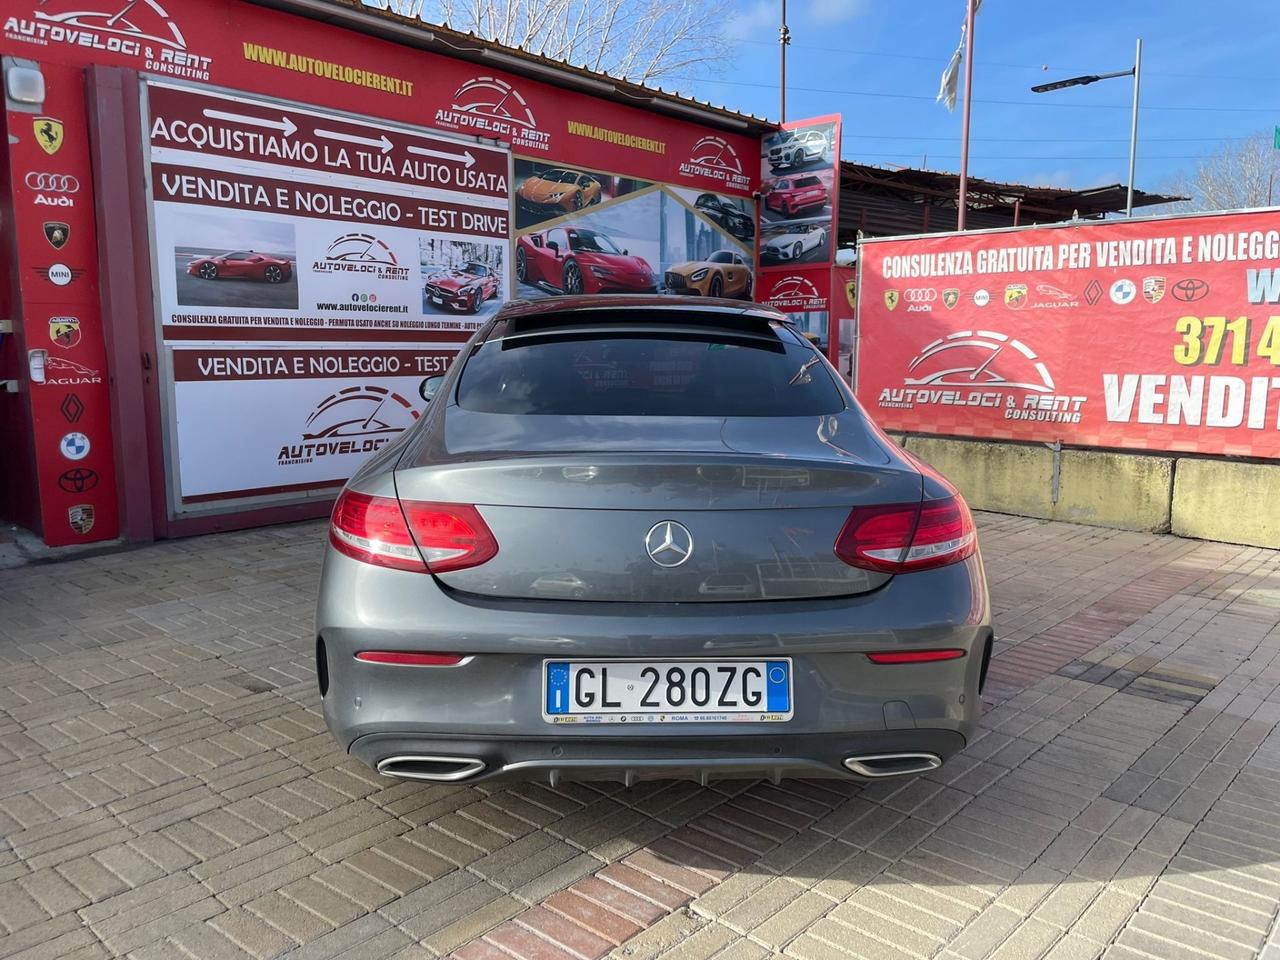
[349,729,969,785]
[316,548,991,782]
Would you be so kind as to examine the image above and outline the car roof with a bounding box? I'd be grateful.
[493,295,789,323]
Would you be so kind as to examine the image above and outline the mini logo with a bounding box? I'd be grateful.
[44,356,102,386]
[68,504,96,535]
[645,520,694,568]
[33,117,64,155]
[37,263,79,287]
[943,288,960,309]
[44,221,70,249]
[59,432,91,461]
[973,288,990,307]
[680,135,749,189]
[1142,276,1166,304]
[24,172,79,193]
[1171,278,1210,302]
[1083,279,1104,305]
[313,233,409,280]
[1110,278,1137,305]
[58,468,99,493]
[1005,284,1028,309]
[884,289,900,311]
[60,394,85,424]
[49,317,81,348]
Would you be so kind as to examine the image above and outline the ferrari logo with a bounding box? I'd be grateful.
[68,504,95,535]
[845,280,857,310]
[1004,283,1028,309]
[943,288,960,309]
[883,289,899,311]
[44,222,69,250]
[33,117,64,155]
[49,317,81,348]
[1142,276,1166,304]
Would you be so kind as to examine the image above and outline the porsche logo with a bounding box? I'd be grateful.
[1142,276,1166,304]
[44,222,70,250]
[68,504,95,535]
[1004,284,1028,309]
[34,117,64,156]
[943,288,960,309]
[845,280,857,310]
[884,289,900,311]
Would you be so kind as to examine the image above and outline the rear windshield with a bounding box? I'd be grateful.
[795,176,821,187]
[456,328,844,417]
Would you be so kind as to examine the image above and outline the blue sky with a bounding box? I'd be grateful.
[668,0,1280,193]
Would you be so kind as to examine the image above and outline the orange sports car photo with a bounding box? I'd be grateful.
[663,249,753,299]
[516,168,604,217]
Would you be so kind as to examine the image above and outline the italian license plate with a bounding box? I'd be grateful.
[543,659,792,724]
[431,295,443,304]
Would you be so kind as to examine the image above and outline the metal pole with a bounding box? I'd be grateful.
[956,0,976,230]
[1126,37,1142,217]
[779,0,788,122]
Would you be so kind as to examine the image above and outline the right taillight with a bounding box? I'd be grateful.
[835,494,976,574]
[329,489,498,574]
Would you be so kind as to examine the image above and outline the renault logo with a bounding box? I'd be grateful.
[645,520,693,567]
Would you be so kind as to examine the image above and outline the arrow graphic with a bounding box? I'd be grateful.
[315,128,393,153]
[202,108,297,136]
[406,144,476,168]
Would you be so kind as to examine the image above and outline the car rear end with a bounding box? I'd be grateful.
[316,298,991,785]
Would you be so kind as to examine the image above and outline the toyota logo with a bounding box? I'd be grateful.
[645,520,694,567]
[1171,278,1209,302]
[905,288,937,303]
[25,172,79,193]
[58,468,99,493]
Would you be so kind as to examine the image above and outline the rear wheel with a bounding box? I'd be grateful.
[515,248,528,282]
[742,273,753,299]
[572,192,583,211]
[264,264,284,283]
[198,262,217,280]
[709,274,723,298]
[563,260,584,295]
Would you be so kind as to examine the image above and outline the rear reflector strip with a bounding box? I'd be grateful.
[355,651,465,666]
[866,649,966,664]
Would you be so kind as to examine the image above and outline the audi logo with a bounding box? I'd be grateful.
[24,172,79,193]
[904,288,938,302]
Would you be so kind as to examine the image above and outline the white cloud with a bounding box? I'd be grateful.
[721,1,777,41]
[809,0,867,24]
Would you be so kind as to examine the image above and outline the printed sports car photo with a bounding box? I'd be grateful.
[664,249,752,298]
[186,250,293,283]
[516,168,603,218]
[425,260,501,313]
[768,128,832,171]
[762,223,829,265]
[516,226,656,295]
[764,175,829,218]
[694,193,754,242]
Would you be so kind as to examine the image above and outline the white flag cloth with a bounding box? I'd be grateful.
[937,0,981,112]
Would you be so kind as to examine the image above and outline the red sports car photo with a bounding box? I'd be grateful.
[764,175,829,218]
[186,250,293,283]
[516,226,656,295]
[424,260,501,313]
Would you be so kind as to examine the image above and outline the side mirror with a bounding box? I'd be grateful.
[419,375,445,403]
[547,240,560,255]
[622,248,629,256]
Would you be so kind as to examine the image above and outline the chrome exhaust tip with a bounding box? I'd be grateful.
[376,755,485,782]
[843,752,942,778]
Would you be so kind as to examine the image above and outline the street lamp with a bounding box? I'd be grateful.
[1032,38,1142,216]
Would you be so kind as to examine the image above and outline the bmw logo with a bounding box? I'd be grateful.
[59,431,90,461]
[1109,278,1137,305]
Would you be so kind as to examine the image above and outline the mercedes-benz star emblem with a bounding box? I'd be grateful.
[645,520,694,568]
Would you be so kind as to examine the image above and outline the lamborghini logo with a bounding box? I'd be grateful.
[943,288,960,309]
[884,289,899,311]
[44,222,70,250]
[34,117,64,155]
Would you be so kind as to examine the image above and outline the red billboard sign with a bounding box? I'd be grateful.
[856,209,1280,458]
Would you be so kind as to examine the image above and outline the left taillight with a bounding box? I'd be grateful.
[329,490,498,574]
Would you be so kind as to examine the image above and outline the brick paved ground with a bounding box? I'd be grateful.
[2,514,1280,960]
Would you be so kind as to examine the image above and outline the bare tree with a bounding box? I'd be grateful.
[425,0,733,84]
[1165,132,1280,212]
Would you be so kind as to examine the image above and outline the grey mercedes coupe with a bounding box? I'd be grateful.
[316,295,991,785]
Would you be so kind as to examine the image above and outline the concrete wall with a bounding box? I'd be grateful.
[887,434,1280,548]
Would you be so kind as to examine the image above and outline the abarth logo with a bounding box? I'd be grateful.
[49,317,81,348]
[1004,284,1028,309]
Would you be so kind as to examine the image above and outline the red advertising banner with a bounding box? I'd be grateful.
[856,209,1280,458]
[5,62,119,546]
